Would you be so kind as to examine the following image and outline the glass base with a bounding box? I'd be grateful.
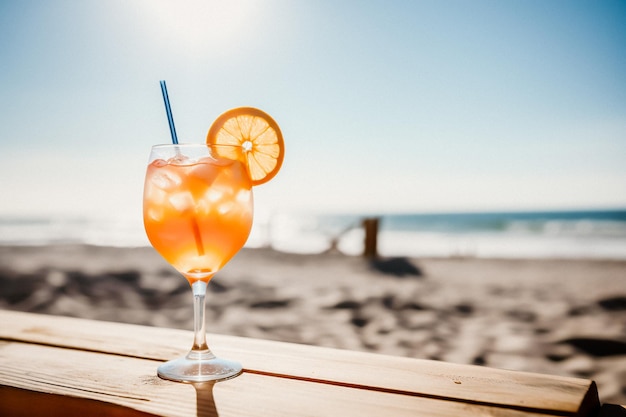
[157,350,243,383]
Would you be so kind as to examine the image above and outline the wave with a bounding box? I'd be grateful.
[1,209,626,259]
[0,215,149,247]
[264,209,626,260]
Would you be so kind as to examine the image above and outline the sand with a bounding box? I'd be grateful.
[0,244,625,404]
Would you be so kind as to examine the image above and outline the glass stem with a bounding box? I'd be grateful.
[191,280,210,353]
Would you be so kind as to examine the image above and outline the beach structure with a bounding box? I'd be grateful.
[362,217,379,259]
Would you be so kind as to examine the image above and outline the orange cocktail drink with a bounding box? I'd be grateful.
[143,105,283,383]
[143,145,253,283]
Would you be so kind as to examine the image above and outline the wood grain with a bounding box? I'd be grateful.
[0,310,600,416]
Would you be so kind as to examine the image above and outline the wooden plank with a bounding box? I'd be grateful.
[0,341,557,417]
[0,386,159,417]
[0,310,599,416]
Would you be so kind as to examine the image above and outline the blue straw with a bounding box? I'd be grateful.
[159,80,179,144]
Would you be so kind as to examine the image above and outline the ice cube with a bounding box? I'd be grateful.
[218,201,235,215]
[168,191,195,213]
[206,188,224,203]
[152,158,167,167]
[187,160,220,200]
[236,189,252,204]
[151,171,182,191]
[189,160,219,185]
[147,207,164,222]
[168,154,194,166]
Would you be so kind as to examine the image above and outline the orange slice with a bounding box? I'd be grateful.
[206,107,284,186]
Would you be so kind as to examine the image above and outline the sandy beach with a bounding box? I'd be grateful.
[1,244,625,405]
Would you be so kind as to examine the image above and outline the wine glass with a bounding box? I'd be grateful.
[143,143,253,382]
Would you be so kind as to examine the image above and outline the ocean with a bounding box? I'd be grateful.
[262,209,626,260]
[1,209,626,260]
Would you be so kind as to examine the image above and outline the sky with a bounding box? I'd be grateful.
[1,0,625,223]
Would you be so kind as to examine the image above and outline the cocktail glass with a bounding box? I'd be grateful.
[143,143,253,382]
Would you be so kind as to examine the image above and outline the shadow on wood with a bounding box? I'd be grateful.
[0,385,159,417]
[194,382,219,417]
[597,404,626,417]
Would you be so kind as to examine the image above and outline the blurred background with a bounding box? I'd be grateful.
[0,0,625,255]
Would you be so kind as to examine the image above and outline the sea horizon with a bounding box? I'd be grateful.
[1,207,625,260]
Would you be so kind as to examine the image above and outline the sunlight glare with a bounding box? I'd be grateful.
[137,0,260,55]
